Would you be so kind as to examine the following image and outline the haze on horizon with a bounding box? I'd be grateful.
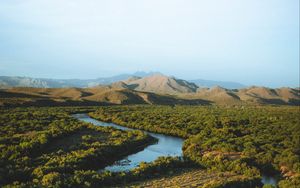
[0,0,299,88]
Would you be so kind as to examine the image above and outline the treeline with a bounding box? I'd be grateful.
[90,105,300,188]
[0,107,155,187]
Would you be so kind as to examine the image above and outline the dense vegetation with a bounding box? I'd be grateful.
[0,107,155,187]
[1,105,299,187]
[90,105,300,187]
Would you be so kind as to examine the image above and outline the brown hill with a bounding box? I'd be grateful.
[7,87,92,100]
[238,87,300,105]
[1,83,299,106]
[83,89,146,105]
[276,87,300,101]
[0,86,210,107]
[182,86,299,105]
[110,81,130,90]
[238,86,278,99]
[181,86,241,105]
[121,74,198,94]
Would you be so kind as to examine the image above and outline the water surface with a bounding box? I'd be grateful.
[261,174,279,187]
[73,114,183,172]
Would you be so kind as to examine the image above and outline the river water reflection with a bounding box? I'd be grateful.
[73,114,183,172]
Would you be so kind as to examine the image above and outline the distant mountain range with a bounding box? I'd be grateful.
[0,72,245,89]
[0,73,299,106]
[113,74,198,94]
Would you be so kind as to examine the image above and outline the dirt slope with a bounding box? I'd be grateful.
[123,74,198,94]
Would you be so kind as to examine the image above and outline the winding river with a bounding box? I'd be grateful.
[73,114,183,172]
[73,114,278,186]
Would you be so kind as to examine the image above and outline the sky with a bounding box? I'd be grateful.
[0,0,299,87]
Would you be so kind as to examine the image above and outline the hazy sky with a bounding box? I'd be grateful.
[0,0,299,87]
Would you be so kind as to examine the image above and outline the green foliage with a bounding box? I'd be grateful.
[67,156,194,187]
[91,105,300,186]
[278,177,300,188]
[0,107,154,187]
[262,184,275,188]
[41,172,63,187]
[2,105,299,187]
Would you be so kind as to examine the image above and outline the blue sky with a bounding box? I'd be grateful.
[0,0,299,87]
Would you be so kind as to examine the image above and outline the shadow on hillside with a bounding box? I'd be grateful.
[259,98,300,106]
[0,89,213,107]
[146,93,212,105]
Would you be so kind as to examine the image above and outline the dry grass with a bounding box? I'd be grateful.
[124,169,250,188]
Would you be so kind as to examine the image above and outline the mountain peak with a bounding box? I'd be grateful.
[121,74,198,94]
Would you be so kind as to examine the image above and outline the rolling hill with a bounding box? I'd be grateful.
[181,86,242,105]
[120,74,198,94]
[181,86,299,105]
[0,74,299,106]
[0,86,210,107]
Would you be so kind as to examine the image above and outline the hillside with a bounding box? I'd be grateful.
[0,87,209,107]
[120,74,198,94]
[0,74,299,106]
[181,86,299,105]
[238,87,300,105]
[182,86,242,105]
[1,85,299,107]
